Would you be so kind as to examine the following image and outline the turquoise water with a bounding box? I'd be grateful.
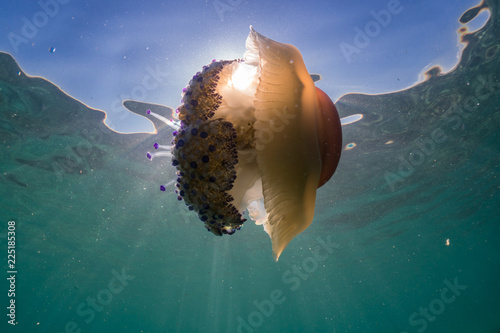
[1,1,499,333]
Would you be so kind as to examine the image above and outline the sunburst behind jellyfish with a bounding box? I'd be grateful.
[145,26,343,261]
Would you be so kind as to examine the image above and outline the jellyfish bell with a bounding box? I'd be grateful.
[315,87,342,188]
[146,26,342,261]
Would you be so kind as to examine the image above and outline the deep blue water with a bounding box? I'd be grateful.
[1,1,499,333]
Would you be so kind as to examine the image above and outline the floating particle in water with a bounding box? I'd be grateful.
[345,142,357,150]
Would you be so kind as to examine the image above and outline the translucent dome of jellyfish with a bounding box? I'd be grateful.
[146,26,343,261]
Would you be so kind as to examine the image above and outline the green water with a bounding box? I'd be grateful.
[0,1,499,333]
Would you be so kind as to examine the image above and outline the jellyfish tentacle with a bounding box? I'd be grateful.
[147,151,172,160]
[146,109,181,130]
[154,143,173,150]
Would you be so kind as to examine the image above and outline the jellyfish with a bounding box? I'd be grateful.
[146,26,342,261]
